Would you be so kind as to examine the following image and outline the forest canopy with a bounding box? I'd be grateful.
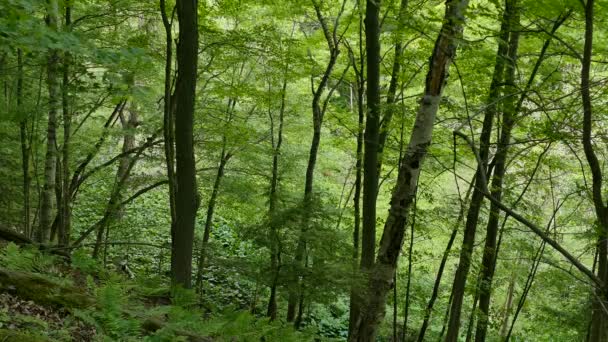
[1,0,607,341]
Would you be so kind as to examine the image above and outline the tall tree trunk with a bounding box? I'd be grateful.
[401,199,415,342]
[18,49,31,237]
[348,3,365,336]
[39,0,61,244]
[444,2,514,339]
[59,2,72,247]
[473,11,568,339]
[160,0,178,254]
[377,0,408,170]
[266,76,288,321]
[581,1,608,339]
[196,145,230,292]
[287,0,341,321]
[348,1,470,340]
[351,0,383,329]
[474,4,519,340]
[171,0,199,289]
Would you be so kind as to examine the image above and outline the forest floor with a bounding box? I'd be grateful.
[0,242,326,342]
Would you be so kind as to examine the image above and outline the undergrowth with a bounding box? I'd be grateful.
[0,243,331,341]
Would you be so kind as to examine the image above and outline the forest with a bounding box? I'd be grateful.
[0,0,607,340]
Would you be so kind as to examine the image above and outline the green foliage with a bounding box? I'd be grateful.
[0,243,58,275]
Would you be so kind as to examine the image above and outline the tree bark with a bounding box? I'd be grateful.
[160,0,178,255]
[348,3,365,336]
[171,0,199,289]
[39,0,61,244]
[377,0,408,171]
[444,1,514,339]
[58,2,72,247]
[580,0,608,340]
[348,1,470,340]
[17,49,31,238]
[474,3,519,340]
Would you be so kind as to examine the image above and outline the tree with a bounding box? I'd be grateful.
[171,0,199,289]
[348,0,471,340]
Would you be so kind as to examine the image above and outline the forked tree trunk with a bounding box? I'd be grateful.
[348,1,470,340]
[474,4,519,340]
[287,0,342,321]
[444,1,515,339]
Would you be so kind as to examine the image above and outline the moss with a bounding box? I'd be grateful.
[0,267,94,309]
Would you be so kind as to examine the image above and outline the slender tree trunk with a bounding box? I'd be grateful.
[287,1,341,321]
[266,76,288,321]
[474,6,520,340]
[171,0,199,289]
[348,1,470,340]
[59,2,72,247]
[196,146,230,292]
[348,3,365,335]
[39,0,61,244]
[401,198,415,342]
[377,0,408,170]
[92,108,137,259]
[160,0,178,255]
[499,265,516,338]
[350,0,381,334]
[580,1,608,339]
[17,50,30,237]
[416,176,474,342]
[444,2,514,339]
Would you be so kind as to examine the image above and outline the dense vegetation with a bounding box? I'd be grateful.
[1,0,607,340]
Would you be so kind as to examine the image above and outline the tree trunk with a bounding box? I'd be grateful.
[39,0,61,244]
[401,202,415,342]
[377,0,408,171]
[92,108,138,260]
[17,49,31,238]
[348,1,470,340]
[474,5,519,340]
[287,1,341,321]
[499,266,516,338]
[580,1,608,339]
[58,2,72,247]
[444,1,514,339]
[266,76,287,321]
[160,0,178,257]
[196,147,230,292]
[350,0,383,329]
[348,4,365,336]
[416,176,474,342]
[171,0,199,289]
